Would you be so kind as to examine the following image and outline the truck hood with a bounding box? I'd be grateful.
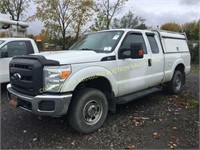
[35,50,113,64]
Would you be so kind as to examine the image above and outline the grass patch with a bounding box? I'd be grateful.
[189,99,199,113]
[168,91,199,113]
[191,64,199,74]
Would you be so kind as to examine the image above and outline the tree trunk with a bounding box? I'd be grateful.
[75,23,81,42]
[75,29,80,42]
[106,1,110,29]
[62,29,66,50]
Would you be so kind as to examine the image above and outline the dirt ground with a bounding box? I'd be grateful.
[1,72,199,149]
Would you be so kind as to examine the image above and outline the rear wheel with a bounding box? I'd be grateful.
[165,70,184,94]
[68,88,108,134]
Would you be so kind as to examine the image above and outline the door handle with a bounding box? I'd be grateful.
[148,59,152,66]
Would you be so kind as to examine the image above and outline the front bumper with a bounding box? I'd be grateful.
[7,84,72,117]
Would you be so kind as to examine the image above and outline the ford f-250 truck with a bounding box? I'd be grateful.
[0,38,39,83]
[7,29,191,133]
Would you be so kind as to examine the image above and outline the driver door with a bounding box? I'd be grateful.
[117,32,151,96]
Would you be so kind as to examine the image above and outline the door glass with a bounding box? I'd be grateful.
[121,33,147,54]
[0,41,28,58]
[147,35,159,54]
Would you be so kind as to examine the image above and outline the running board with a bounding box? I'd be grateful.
[116,87,162,104]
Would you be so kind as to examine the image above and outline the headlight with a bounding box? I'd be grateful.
[43,65,71,92]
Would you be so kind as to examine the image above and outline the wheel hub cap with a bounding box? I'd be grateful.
[175,75,182,90]
[87,105,97,116]
[83,100,103,125]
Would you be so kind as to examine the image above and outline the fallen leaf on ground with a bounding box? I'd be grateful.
[170,145,175,149]
[170,143,177,149]
[109,143,114,149]
[170,136,178,143]
[57,147,62,149]
[71,141,75,145]
[172,126,177,130]
[23,130,27,133]
[153,132,160,139]
[133,117,145,126]
[125,144,135,149]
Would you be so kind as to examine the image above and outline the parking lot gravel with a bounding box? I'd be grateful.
[1,73,199,149]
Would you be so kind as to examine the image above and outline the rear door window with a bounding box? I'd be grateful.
[147,35,159,54]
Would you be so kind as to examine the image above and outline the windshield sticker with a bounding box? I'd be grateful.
[113,35,120,40]
[104,47,112,51]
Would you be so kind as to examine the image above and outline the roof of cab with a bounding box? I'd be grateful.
[97,28,151,33]
[98,29,186,39]
[0,37,34,41]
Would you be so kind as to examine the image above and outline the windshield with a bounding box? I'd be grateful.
[0,40,5,45]
[69,31,124,52]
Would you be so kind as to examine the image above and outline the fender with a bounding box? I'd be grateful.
[164,57,184,82]
[60,66,118,97]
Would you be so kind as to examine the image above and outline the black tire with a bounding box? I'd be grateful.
[165,70,184,94]
[68,88,108,134]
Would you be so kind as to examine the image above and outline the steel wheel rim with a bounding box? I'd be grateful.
[175,74,182,90]
[83,100,103,125]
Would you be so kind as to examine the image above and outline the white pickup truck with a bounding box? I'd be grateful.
[0,38,39,83]
[7,29,191,133]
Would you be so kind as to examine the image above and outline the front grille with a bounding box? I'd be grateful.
[10,55,60,96]
[10,57,44,96]
[11,64,33,70]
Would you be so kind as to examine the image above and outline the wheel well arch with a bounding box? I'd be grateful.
[73,76,116,112]
[174,63,185,84]
[175,63,185,72]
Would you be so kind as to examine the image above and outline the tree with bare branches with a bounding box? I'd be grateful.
[34,0,95,49]
[0,0,31,21]
[91,0,128,31]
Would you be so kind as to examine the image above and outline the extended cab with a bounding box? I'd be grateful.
[7,29,191,133]
[0,38,39,83]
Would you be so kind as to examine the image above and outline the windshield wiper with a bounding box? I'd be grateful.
[73,48,100,53]
[81,48,94,50]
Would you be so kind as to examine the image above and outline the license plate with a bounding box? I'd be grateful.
[10,94,18,107]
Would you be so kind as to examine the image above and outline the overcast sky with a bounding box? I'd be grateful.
[27,0,199,35]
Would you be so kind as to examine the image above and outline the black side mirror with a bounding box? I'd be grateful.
[118,48,132,59]
[119,42,144,59]
[0,51,8,58]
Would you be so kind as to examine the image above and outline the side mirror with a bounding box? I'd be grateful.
[118,48,132,59]
[130,42,144,59]
[118,42,144,59]
[0,51,8,58]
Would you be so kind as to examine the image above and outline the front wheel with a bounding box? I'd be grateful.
[165,70,184,94]
[68,88,108,134]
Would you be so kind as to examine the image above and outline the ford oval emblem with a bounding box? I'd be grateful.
[13,73,21,81]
